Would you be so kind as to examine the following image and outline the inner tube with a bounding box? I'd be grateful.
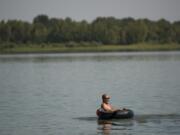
[96,109,134,120]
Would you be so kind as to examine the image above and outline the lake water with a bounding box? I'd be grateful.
[0,51,180,135]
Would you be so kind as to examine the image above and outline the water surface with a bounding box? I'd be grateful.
[0,51,180,135]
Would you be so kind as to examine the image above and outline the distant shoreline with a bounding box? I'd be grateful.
[0,43,180,54]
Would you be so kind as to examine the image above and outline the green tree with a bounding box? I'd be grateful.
[33,14,49,27]
[156,19,173,43]
[173,21,180,43]
[31,23,48,43]
[0,21,11,42]
[0,15,179,45]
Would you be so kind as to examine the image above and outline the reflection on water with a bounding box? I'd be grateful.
[97,114,180,135]
[75,114,180,135]
[1,51,180,63]
[98,120,113,135]
[97,119,134,135]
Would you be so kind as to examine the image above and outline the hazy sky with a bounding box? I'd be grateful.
[0,0,180,22]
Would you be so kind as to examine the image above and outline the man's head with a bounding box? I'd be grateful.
[102,94,110,101]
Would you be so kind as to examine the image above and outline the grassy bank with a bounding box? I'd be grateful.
[0,43,180,54]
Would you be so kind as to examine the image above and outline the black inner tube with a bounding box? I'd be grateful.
[98,109,134,120]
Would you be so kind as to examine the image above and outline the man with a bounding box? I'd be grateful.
[97,94,133,119]
[101,94,121,113]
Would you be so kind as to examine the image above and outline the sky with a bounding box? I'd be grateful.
[0,0,180,22]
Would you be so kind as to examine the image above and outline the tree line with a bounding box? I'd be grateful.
[0,14,180,46]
